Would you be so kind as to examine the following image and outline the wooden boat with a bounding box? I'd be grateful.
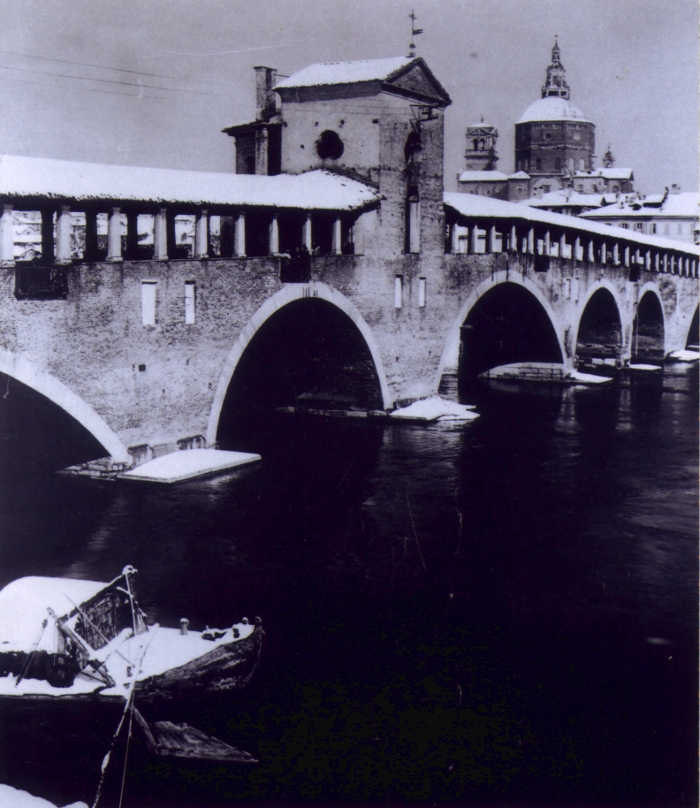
[0,565,263,705]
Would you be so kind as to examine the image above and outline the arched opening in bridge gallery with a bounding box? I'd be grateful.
[457,282,562,393]
[216,299,384,452]
[575,289,622,370]
[0,373,107,474]
[631,291,665,362]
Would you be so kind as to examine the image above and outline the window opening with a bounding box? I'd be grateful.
[316,130,344,160]
[185,281,196,324]
[394,275,403,309]
[141,281,156,326]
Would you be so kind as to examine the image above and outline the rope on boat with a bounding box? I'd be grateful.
[117,699,135,808]
[15,618,47,687]
[90,626,158,808]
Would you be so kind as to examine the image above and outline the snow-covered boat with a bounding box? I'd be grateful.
[0,566,263,704]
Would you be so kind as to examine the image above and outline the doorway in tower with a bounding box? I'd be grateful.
[575,288,622,373]
[457,282,562,395]
[685,307,699,351]
[216,299,383,453]
[631,292,665,363]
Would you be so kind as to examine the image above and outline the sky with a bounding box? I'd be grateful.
[0,0,697,195]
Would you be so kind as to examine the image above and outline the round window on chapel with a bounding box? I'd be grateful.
[316,130,344,160]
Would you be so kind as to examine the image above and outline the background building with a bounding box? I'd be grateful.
[582,185,700,244]
[458,40,635,206]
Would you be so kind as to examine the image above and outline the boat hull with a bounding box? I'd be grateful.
[134,623,264,703]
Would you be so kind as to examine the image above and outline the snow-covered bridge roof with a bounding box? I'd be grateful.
[0,155,381,212]
[444,192,700,255]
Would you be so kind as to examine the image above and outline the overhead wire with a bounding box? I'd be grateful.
[0,48,190,81]
[0,62,221,95]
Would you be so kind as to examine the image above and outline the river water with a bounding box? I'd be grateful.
[0,365,697,807]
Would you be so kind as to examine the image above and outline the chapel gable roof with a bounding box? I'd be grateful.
[275,56,451,107]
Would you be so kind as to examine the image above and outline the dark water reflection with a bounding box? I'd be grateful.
[0,366,697,807]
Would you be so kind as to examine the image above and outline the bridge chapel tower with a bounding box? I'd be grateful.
[515,39,595,193]
[227,57,451,259]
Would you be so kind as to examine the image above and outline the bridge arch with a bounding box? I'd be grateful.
[632,284,666,361]
[574,283,624,365]
[0,348,130,462]
[207,282,392,445]
[434,272,567,391]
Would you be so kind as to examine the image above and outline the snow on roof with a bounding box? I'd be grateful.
[659,192,700,216]
[517,96,590,124]
[573,168,633,180]
[443,191,699,255]
[0,575,108,651]
[458,170,509,182]
[583,192,700,220]
[0,155,381,212]
[275,56,415,89]
[525,190,603,208]
[508,171,531,180]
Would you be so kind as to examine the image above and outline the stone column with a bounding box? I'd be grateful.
[488,225,498,253]
[154,208,168,260]
[574,237,582,261]
[332,217,342,255]
[269,213,279,254]
[450,223,460,254]
[559,233,567,259]
[509,225,517,252]
[41,207,55,263]
[234,212,246,257]
[195,210,209,259]
[587,240,595,263]
[469,224,479,254]
[55,205,73,264]
[106,206,123,262]
[0,204,15,267]
[303,215,313,252]
[527,228,535,254]
[543,230,551,256]
[612,242,619,265]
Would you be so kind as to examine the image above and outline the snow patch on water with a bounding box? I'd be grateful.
[391,396,479,422]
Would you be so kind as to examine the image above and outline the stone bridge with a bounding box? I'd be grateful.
[0,163,696,469]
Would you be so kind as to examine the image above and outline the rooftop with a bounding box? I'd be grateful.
[275,56,416,89]
[583,192,699,220]
[525,190,604,209]
[517,96,590,125]
[458,170,509,182]
[0,155,381,212]
[574,168,634,180]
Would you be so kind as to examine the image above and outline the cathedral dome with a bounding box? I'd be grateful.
[517,96,590,124]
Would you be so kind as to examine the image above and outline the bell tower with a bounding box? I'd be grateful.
[541,37,570,99]
[464,119,499,171]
